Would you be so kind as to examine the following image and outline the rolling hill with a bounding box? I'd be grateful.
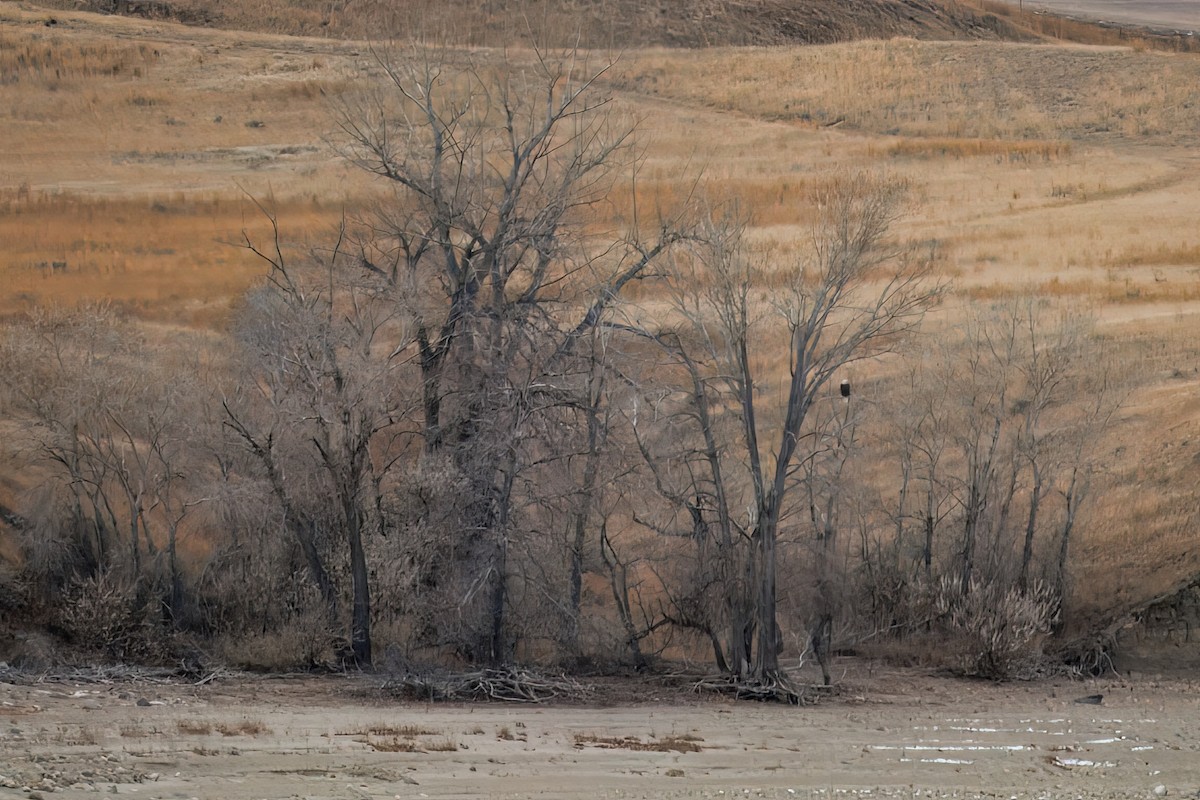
[16,0,1030,46]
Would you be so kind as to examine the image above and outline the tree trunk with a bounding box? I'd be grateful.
[1054,467,1083,633]
[961,472,981,592]
[488,531,508,666]
[1018,467,1044,592]
[811,612,833,686]
[295,516,338,620]
[166,522,182,624]
[488,467,516,666]
[728,553,755,678]
[923,500,935,578]
[753,508,781,681]
[417,327,445,451]
[567,403,601,652]
[335,432,372,666]
[600,523,649,671]
[347,511,372,667]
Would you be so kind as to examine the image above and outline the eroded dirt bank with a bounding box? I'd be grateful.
[2,669,1199,799]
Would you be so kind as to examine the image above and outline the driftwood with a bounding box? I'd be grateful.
[0,663,236,687]
[0,664,180,686]
[382,666,591,703]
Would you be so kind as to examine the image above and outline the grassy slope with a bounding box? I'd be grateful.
[15,0,1031,46]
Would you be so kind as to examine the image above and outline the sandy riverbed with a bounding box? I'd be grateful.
[2,669,1199,799]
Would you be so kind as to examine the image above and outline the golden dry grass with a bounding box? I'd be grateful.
[176,720,213,735]
[613,40,1200,142]
[215,719,271,736]
[0,192,332,325]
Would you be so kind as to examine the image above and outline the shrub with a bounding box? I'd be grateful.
[215,608,337,671]
[57,570,169,663]
[937,577,1059,679]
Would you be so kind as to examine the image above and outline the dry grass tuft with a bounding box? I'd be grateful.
[340,723,442,737]
[425,737,460,752]
[215,719,270,737]
[885,138,1070,162]
[574,733,703,753]
[0,28,159,86]
[367,737,421,752]
[1108,244,1200,269]
[176,719,214,735]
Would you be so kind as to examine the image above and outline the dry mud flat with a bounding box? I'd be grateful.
[2,672,1200,799]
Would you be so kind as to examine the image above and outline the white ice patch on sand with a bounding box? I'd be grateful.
[870,744,1027,752]
[1052,757,1117,768]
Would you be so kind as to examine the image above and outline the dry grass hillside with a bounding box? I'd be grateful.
[15,0,1199,51]
[1,0,1199,655]
[16,0,1031,47]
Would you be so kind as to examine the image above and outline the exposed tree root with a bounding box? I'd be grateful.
[691,672,827,704]
[1054,632,1119,678]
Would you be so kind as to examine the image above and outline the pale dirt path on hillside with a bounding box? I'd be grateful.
[1,671,1199,799]
[1028,1,1199,32]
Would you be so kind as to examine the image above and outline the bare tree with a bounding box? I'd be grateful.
[635,174,940,695]
[332,45,688,664]
[863,298,1119,670]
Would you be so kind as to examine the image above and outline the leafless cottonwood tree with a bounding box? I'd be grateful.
[331,46,689,664]
[636,174,940,696]
[861,299,1117,672]
[940,301,1111,599]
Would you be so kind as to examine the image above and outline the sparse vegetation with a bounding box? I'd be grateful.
[215,720,270,737]
[574,733,704,753]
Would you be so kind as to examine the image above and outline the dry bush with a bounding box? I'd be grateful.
[344,724,441,737]
[0,557,29,620]
[937,577,1059,679]
[214,606,337,671]
[193,486,344,670]
[56,571,169,663]
[368,737,421,752]
[13,487,101,609]
[856,562,946,640]
[424,737,459,752]
[215,719,270,736]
